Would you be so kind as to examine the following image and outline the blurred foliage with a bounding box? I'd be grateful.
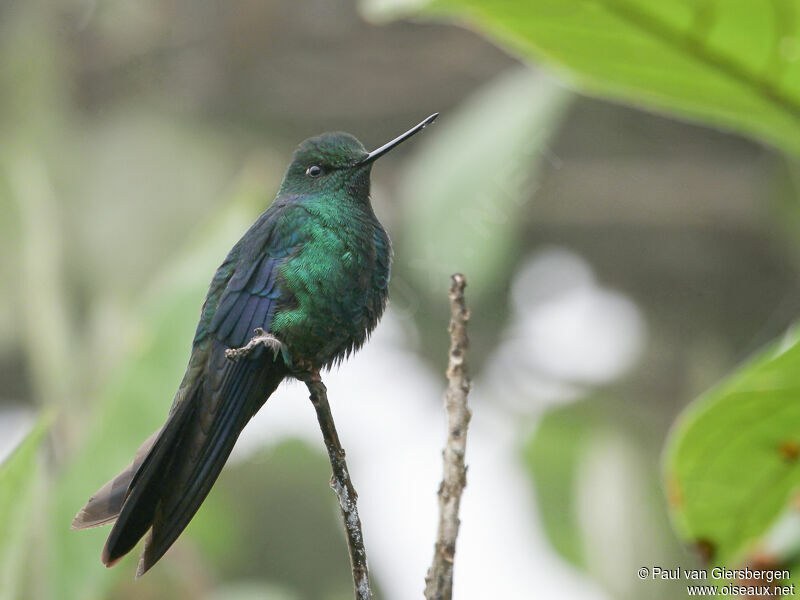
[365,0,800,155]
[3,0,800,599]
[392,67,570,367]
[525,401,592,569]
[370,0,800,590]
[203,582,300,600]
[47,174,282,600]
[202,441,356,600]
[525,398,686,599]
[0,412,51,600]
[397,67,570,301]
[665,327,800,568]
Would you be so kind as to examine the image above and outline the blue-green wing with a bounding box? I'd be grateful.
[209,252,283,348]
[93,201,309,574]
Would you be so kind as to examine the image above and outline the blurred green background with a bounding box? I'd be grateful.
[4,0,800,599]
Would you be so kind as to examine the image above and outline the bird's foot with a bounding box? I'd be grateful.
[225,328,284,362]
[292,362,321,384]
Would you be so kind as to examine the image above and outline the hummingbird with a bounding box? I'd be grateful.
[72,113,439,577]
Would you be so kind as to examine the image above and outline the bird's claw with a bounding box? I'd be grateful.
[225,328,284,362]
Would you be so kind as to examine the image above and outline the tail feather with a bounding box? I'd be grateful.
[101,393,199,566]
[71,429,162,530]
[137,355,274,575]
[78,341,285,574]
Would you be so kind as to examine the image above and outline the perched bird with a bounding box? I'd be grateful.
[72,114,439,577]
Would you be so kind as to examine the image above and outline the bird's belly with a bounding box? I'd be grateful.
[271,241,388,370]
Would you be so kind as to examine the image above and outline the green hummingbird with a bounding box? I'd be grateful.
[72,113,439,576]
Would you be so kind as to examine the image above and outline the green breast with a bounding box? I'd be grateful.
[270,198,391,369]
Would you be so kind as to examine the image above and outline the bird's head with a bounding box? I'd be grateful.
[278,113,438,200]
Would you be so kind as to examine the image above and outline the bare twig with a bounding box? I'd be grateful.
[226,335,372,600]
[304,375,372,600]
[425,273,472,600]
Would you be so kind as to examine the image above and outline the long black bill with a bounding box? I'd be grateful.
[359,113,438,166]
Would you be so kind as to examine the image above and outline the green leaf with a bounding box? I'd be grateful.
[526,398,690,599]
[202,441,353,599]
[397,67,570,300]
[0,411,52,600]
[664,328,800,565]
[363,0,800,155]
[203,581,299,600]
[524,403,592,569]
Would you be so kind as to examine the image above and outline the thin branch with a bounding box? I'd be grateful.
[225,332,372,600]
[305,375,372,600]
[425,273,472,600]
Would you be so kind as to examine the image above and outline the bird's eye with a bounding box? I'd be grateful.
[306,165,323,178]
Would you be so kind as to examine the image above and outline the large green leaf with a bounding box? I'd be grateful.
[0,411,52,600]
[664,327,800,566]
[364,0,800,155]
